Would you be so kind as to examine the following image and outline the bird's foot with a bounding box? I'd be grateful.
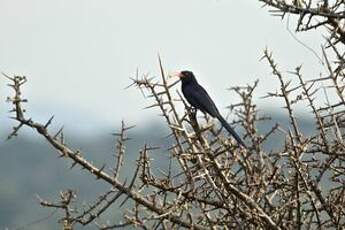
[185,106,197,118]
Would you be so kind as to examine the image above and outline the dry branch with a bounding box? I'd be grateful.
[5,1,345,229]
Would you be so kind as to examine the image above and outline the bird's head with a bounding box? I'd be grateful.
[176,70,197,84]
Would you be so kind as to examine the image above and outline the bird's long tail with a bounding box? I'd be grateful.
[217,115,247,149]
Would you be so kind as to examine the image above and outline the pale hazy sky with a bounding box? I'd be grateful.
[0,0,324,137]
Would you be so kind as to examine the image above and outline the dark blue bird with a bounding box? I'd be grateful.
[177,70,246,148]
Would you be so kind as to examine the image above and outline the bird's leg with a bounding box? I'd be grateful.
[202,112,209,121]
[185,106,197,123]
[185,106,202,137]
[186,107,198,128]
[190,107,197,120]
[184,107,200,164]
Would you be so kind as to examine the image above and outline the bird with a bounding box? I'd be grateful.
[176,70,246,148]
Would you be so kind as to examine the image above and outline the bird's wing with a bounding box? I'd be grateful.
[183,84,220,117]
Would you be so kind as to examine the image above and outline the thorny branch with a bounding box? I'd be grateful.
[260,0,345,45]
[5,1,345,229]
[7,50,345,228]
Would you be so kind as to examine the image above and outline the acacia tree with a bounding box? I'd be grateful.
[5,1,345,229]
